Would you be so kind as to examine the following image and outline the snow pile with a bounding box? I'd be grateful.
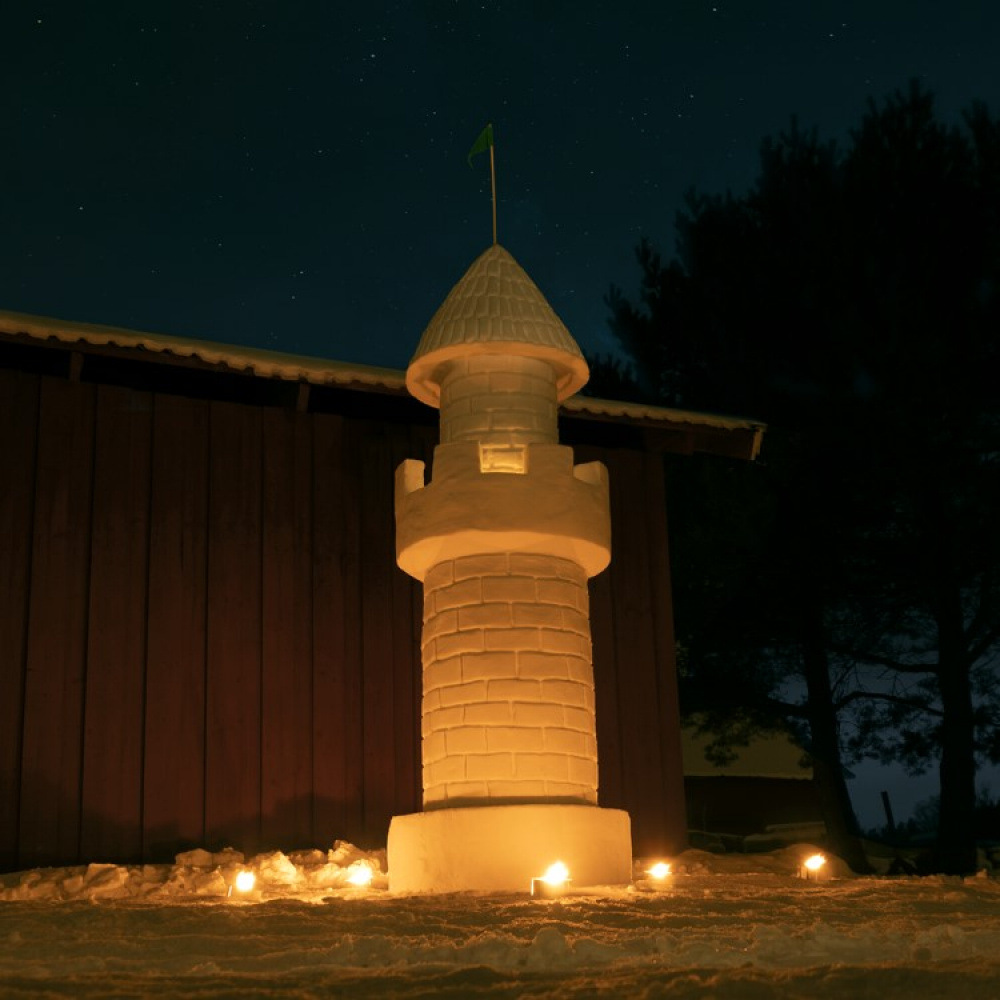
[0,840,387,903]
[1,843,999,998]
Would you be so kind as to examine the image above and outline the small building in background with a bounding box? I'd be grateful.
[682,721,823,843]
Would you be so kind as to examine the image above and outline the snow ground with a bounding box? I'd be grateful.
[2,843,999,998]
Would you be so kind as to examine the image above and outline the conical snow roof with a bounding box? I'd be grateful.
[406,244,589,407]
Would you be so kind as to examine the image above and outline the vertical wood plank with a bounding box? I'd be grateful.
[204,400,262,854]
[312,413,364,844]
[358,420,397,843]
[643,449,689,853]
[0,371,40,871]
[19,378,96,866]
[260,408,314,850]
[80,385,152,862]
[144,393,209,860]
[606,447,667,856]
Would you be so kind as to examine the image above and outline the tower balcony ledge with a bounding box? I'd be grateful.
[395,443,610,581]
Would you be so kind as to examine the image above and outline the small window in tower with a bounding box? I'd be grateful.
[479,442,527,474]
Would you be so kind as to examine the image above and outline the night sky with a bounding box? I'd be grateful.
[6,1,1000,372]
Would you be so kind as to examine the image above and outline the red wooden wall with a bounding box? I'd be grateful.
[0,363,686,870]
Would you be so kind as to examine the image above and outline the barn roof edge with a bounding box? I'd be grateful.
[0,308,765,454]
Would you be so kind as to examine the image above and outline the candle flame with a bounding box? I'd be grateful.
[803,853,826,872]
[234,870,256,892]
[541,861,569,886]
[346,863,374,887]
[645,862,671,879]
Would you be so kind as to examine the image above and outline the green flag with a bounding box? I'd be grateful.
[467,123,494,166]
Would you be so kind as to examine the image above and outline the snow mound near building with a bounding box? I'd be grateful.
[0,840,387,903]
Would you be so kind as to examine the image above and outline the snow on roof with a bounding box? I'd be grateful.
[0,308,404,392]
[563,395,765,457]
[0,308,764,454]
[406,244,590,405]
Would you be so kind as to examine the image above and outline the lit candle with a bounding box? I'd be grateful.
[346,862,374,887]
[800,854,827,881]
[227,869,256,897]
[531,861,570,898]
[635,860,672,891]
[235,869,256,892]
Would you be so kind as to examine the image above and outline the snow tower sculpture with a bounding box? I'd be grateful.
[388,244,632,892]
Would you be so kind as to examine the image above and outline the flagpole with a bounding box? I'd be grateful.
[489,142,497,245]
[468,123,497,245]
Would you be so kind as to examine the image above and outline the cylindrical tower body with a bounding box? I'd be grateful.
[388,244,631,893]
[439,355,558,447]
[421,550,598,808]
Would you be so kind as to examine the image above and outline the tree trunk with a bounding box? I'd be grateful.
[934,577,979,874]
[801,604,874,874]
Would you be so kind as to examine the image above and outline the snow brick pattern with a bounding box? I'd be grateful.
[420,552,599,807]
[439,355,558,447]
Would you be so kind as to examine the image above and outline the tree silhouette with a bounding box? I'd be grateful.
[605,82,1000,873]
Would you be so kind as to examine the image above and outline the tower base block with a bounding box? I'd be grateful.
[387,804,632,893]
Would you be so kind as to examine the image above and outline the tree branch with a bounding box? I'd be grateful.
[834,689,944,718]
[968,627,1000,665]
[828,644,939,675]
[764,696,810,719]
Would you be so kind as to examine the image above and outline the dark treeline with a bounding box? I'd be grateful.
[590,82,1000,874]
